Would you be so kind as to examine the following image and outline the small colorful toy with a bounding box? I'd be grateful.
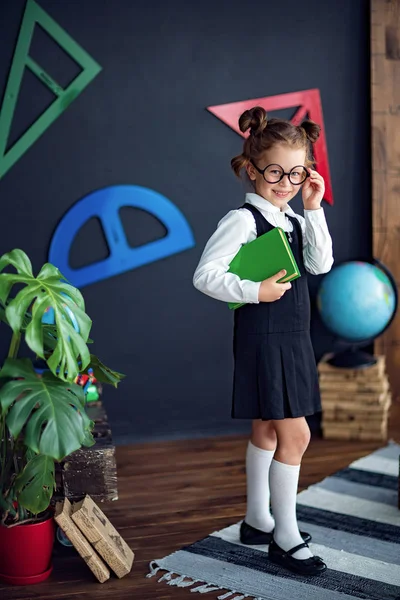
[75,368,96,393]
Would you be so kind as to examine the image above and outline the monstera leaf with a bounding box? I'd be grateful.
[14,454,55,514]
[42,324,93,354]
[87,354,125,387]
[0,358,94,461]
[0,249,92,381]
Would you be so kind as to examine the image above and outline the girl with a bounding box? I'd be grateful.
[193,107,333,576]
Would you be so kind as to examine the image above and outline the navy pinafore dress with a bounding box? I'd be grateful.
[232,203,321,420]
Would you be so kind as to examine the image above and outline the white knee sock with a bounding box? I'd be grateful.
[269,459,312,559]
[244,442,275,532]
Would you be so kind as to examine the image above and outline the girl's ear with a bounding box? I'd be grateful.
[246,162,257,181]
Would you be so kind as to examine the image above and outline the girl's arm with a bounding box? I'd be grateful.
[295,209,334,275]
[193,209,261,304]
[299,168,334,275]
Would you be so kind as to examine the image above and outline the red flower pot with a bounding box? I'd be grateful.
[0,513,55,585]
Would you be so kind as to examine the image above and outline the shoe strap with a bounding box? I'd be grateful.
[287,542,309,556]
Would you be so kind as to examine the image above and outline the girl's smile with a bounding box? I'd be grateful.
[272,190,291,199]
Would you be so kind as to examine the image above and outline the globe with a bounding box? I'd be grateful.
[317,260,397,367]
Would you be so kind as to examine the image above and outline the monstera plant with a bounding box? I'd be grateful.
[0,249,124,526]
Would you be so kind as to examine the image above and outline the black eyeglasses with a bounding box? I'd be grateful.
[251,161,310,185]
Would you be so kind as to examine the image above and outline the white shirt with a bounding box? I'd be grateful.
[193,192,334,305]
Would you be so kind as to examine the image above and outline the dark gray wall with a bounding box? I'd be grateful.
[0,0,371,442]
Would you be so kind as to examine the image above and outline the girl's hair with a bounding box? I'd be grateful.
[231,106,320,178]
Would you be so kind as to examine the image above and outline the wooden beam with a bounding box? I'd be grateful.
[371,0,400,400]
[54,401,118,503]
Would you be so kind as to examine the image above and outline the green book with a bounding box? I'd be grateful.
[228,226,301,310]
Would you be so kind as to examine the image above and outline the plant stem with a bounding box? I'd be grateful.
[6,515,38,528]
[0,417,6,485]
[8,332,21,360]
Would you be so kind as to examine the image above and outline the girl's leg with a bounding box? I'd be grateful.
[244,420,277,532]
[269,417,312,559]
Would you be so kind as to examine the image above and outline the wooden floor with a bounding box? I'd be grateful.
[2,401,400,600]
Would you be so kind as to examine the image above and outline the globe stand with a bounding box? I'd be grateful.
[327,347,377,369]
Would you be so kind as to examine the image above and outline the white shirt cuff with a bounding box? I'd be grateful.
[242,280,261,304]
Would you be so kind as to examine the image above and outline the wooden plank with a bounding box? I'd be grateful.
[318,355,385,376]
[321,395,391,413]
[323,408,390,423]
[321,391,389,405]
[322,419,386,432]
[322,428,387,442]
[319,378,389,393]
[371,0,400,402]
[72,495,134,578]
[54,498,110,583]
[319,371,386,382]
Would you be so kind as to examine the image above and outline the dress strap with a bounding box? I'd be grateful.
[239,203,271,237]
[240,203,303,248]
[287,214,303,252]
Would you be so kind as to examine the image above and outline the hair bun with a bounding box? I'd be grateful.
[301,120,320,143]
[238,106,268,136]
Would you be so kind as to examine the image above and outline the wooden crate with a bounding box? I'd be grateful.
[54,401,118,503]
[319,355,391,442]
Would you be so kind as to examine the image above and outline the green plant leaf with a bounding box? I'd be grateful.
[0,250,92,381]
[0,299,30,332]
[0,249,33,305]
[0,358,94,460]
[0,249,33,277]
[88,354,125,387]
[42,324,94,354]
[15,454,55,514]
[80,425,96,448]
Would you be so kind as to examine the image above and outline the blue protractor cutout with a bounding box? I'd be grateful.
[49,185,195,288]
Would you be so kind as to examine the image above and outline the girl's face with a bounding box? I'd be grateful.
[246,144,307,210]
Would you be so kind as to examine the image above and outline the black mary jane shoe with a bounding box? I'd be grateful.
[240,521,312,545]
[268,540,327,576]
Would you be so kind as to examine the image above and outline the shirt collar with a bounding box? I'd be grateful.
[245,192,295,217]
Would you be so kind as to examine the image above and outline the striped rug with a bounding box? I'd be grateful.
[147,441,400,600]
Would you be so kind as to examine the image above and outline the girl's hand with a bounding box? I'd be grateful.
[258,270,292,302]
[302,168,325,210]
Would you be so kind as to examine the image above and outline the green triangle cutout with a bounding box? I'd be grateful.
[0,0,102,179]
